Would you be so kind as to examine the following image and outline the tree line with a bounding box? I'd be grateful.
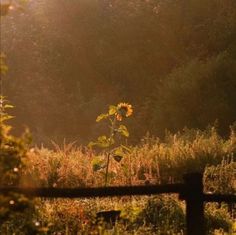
[1,0,236,144]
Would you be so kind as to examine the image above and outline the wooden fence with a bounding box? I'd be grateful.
[0,173,235,235]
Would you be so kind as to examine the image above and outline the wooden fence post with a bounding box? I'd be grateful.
[182,173,205,235]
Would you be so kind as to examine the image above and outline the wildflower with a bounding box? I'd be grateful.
[115,103,133,121]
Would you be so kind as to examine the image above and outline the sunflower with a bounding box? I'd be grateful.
[115,103,133,121]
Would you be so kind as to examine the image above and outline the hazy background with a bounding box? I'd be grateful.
[1,0,236,145]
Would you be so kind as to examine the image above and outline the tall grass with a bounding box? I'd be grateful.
[13,127,235,234]
[22,127,235,188]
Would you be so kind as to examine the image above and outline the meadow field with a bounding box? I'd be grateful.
[1,0,236,234]
[1,127,235,234]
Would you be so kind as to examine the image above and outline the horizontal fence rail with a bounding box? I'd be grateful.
[0,185,235,202]
[0,184,184,198]
[204,194,236,203]
[0,173,235,235]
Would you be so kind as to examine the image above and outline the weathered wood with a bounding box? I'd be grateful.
[181,173,205,235]
[204,194,236,203]
[0,184,183,198]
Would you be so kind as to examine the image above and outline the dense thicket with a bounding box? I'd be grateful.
[1,0,236,144]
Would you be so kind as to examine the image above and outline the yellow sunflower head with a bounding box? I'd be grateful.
[115,103,133,121]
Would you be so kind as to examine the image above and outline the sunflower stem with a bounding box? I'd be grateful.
[104,116,116,187]
[105,152,110,187]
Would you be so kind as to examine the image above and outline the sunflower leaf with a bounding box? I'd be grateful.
[96,113,109,122]
[92,157,105,171]
[117,125,129,137]
[112,147,125,162]
[108,105,117,115]
[88,141,97,148]
[97,135,111,148]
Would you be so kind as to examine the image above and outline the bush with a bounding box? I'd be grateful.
[0,122,37,233]
[206,204,234,234]
[140,195,185,233]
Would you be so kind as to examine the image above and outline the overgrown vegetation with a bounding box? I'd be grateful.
[19,127,235,234]
[1,5,40,232]
[0,41,36,235]
[0,98,36,234]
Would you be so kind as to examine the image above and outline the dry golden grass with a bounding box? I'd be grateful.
[22,127,235,189]
[11,127,235,234]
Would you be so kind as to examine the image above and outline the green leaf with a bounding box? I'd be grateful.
[97,135,110,148]
[117,125,129,137]
[98,135,107,141]
[108,137,115,145]
[96,113,109,122]
[92,157,105,171]
[88,141,97,148]
[88,136,113,148]
[112,147,125,162]
[108,105,117,115]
